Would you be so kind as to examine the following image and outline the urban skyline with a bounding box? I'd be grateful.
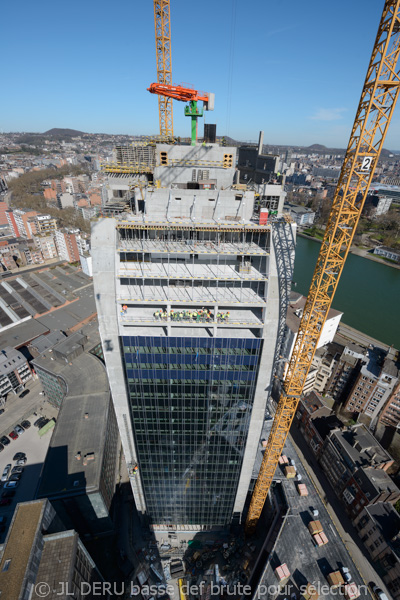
[3,0,400,148]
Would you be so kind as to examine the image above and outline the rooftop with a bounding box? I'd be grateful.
[286,295,342,334]
[354,466,400,498]
[0,501,44,600]
[0,346,27,375]
[364,502,400,555]
[330,423,392,469]
[35,327,111,498]
[30,330,67,354]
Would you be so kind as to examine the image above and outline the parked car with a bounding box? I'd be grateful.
[34,417,46,428]
[4,481,18,489]
[370,584,389,600]
[13,453,25,461]
[11,466,24,475]
[0,436,10,446]
[1,465,11,482]
[21,420,31,429]
[9,473,21,482]
[1,490,16,498]
[14,425,24,436]
[18,389,30,398]
[341,567,352,583]
[0,498,12,506]
[39,419,50,428]
[8,431,18,441]
[16,458,27,466]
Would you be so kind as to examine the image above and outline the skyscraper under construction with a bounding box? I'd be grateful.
[92,138,295,531]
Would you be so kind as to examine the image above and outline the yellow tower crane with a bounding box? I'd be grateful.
[153,0,174,137]
[246,0,400,535]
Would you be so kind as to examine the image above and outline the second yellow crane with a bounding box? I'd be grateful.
[246,0,400,535]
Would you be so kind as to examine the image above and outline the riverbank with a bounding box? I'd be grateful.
[298,231,400,271]
[293,236,400,348]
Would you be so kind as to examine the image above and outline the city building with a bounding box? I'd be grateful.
[379,381,400,428]
[0,201,9,226]
[354,502,400,599]
[374,245,400,263]
[57,192,74,209]
[343,466,400,520]
[319,423,394,494]
[326,343,365,402]
[55,228,80,263]
[282,293,342,375]
[295,391,342,457]
[343,351,398,421]
[9,209,39,239]
[33,233,58,261]
[0,499,105,600]
[285,204,316,226]
[0,346,32,398]
[363,194,393,216]
[34,214,58,235]
[93,140,296,531]
[80,252,93,277]
[34,326,119,536]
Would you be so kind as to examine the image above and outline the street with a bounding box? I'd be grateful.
[0,377,57,440]
[290,424,390,595]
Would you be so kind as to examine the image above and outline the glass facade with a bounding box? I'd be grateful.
[121,335,262,526]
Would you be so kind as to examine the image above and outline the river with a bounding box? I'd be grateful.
[292,235,400,349]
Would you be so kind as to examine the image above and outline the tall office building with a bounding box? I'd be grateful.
[93,142,294,531]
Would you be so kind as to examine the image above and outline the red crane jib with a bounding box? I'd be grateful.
[147,83,209,103]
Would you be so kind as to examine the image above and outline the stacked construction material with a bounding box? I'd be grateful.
[297,483,308,496]
[284,465,296,478]
[312,531,328,546]
[327,571,345,588]
[274,563,290,583]
[307,520,323,535]
[278,455,289,465]
[344,584,360,600]
[302,582,319,600]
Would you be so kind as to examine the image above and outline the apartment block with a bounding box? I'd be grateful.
[343,466,400,519]
[354,502,400,599]
[379,381,400,428]
[295,391,343,457]
[0,346,32,398]
[11,209,39,239]
[319,423,394,493]
[33,234,58,261]
[344,352,398,420]
[55,228,80,262]
[35,214,58,235]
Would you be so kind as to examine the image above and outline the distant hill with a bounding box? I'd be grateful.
[43,128,86,137]
[307,144,327,151]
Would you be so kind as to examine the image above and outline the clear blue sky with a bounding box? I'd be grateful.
[2,0,399,148]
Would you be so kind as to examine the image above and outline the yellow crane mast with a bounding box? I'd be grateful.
[153,0,174,137]
[246,0,400,535]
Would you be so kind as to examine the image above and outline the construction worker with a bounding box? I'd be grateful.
[226,311,230,322]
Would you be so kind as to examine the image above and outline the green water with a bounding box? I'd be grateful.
[292,236,400,349]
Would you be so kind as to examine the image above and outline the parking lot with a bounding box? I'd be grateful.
[0,415,53,542]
